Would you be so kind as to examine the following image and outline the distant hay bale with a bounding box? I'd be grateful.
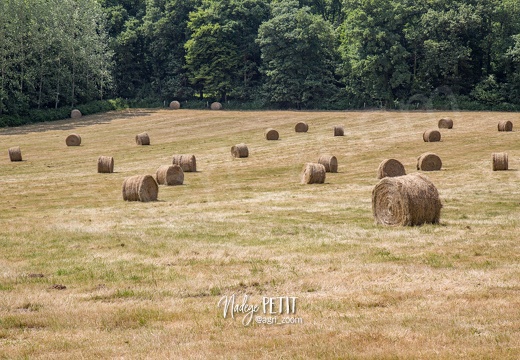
[423,129,441,142]
[438,118,453,129]
[492,152,508,171]
[97,156,114,173]
[265,128,279,140]
[372,173,442,226]
[231,143,249,158]
[136,132,150,145]
[169,101,181,109]
[295,122,308,133]
[210,102,222,110]
[301,163,326,184]
[334,126,344,136]
[66,134,81,146]
[156,164,184,185]
[417,152,442,171]
[8,146,22,162]
[71,109,82,119]
[122,175,158,202]
[498,120,513,132]
[318,155,338,173]
[377,159,406,179]
[172,154,197,172]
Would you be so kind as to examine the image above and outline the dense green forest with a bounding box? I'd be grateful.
[1,0,520,120]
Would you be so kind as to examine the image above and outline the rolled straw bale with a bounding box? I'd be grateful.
[318,155,338,173]
[295,122,309,133]
[136,132,150,145]
[492,152,508,171]
[423,130,441,142]
[265,128,279,140]
[66,134,81,146]
[334,126,344,136]
[417,152,442,171]
[377,159,406,179]
[372,173,442,226]
[210,102,222,110]
[8,146,22,162]
[122,175,158,202]
[172,154,197,172]
[498,120,513,132]
[169,101,181,109]
[156,164,184,185]
[97,156,114,173]
[438,118,453,129]
[301,163,326,184]
[231,143,249,158]
[71,109,82,119]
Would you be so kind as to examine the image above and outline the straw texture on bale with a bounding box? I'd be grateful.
[71,109,82,119]
[438,118,453,129]
[122,175,158,202]
[97,156,114,173]
[265,128,279,140]
[372,173,442,226]
[377,159,406,179]
[334,126,344,136]
[169,101,181,109]
[423,130,441,142]
[417,152,442,171]
[210,102,222,110]
[136,132,150,145]
[66,134,81,146]
[301,163,326,184]
[172,154,197,172]
[318,155,338,173]
[498,120,513,132]
[295,122,309,133]
[492,152,508,171]
[8,146,22,162]
[231,143,249,158]
[156,164,184,185]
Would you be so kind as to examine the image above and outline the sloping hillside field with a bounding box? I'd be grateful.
[1,109,519,358]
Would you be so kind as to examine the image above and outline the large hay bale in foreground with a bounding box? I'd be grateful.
[156,164,184,185]
[97,156,114,173]
[417,152,442,171]
[377,159,406,179]
[372,173,442,226]
[265,128,279,140]
[231,143,249,158]
[8,146,22,162]
[498,120,513,132]
[122,175,158,202]
[334,126,344,136]
[492,152,508,171]
[169,101,181,109]
[438,118,453,129]
[295,122,309,133]
[136,132,150,145]
[301,163,326,184]
[66,134,81,146]
[172,154,197,172]
[71,109,82,119]
[318,155,338,173]
[423,130,441,142]
[210,102,222,110]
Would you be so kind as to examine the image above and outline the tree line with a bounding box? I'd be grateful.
[2,0,520,117]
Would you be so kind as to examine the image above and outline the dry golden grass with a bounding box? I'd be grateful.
[1,109,520,359]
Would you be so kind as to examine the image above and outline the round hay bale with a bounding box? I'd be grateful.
[438,118,453,129]
[301,163,326,184]
[210,102,222,110]
[8,146,22,162]
[334,126,344,136]
[172,154,197,172]
[295,122,309,133]
[372,173,442,226]
[492,152,508,171]
[169,101,181,109]
[156,164,184,185]
[136,132,150,145]
[423,129,441,142]
[377,159,406,179]
[318,155,338,173]
[66,134,81,146]
[231,143,249,158]
[498,120,513,132]
[70,109,82,119]
[97,156,114,173]
[122,175,158,202]
[265,128,279,140]
[417,152,442,171]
